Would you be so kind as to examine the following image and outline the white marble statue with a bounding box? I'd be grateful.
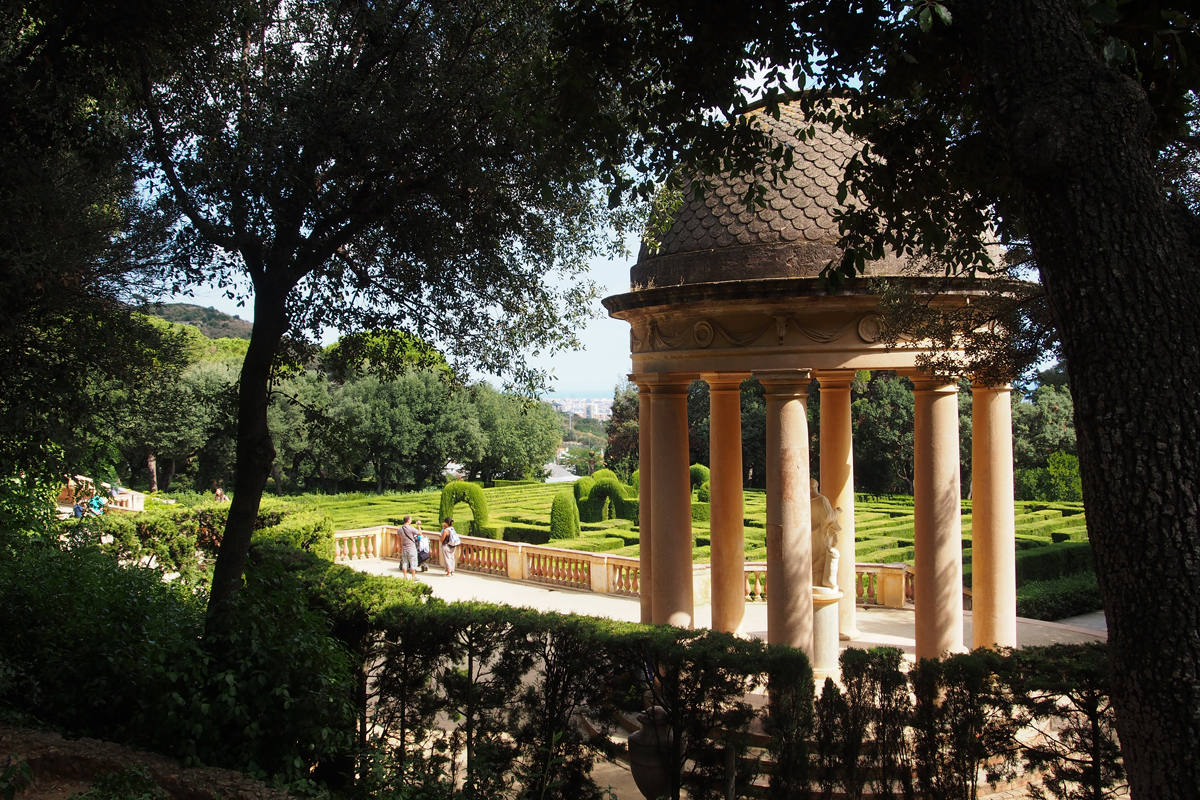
[810,479,842,594]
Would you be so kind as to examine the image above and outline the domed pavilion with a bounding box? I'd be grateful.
[602,102,1017,664]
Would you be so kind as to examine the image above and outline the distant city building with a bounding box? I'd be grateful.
[549,397,613,421]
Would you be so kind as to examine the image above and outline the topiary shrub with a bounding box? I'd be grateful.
[690,464,710,490]
[697,480,710,502]
[585,477,636,524]
[573,477,595,502]
[439,481,490,534]
[550,490,581,540]
[591,468,618,482]
[630,470,639,492]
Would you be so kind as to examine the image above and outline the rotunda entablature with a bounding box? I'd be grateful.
[603,276,995,376]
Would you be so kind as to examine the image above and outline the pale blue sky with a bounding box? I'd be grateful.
[168,246,638,401]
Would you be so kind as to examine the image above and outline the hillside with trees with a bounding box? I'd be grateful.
[147,303,253,340]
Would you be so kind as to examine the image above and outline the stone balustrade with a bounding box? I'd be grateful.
[740,561,916,609]
[333,529,935,610]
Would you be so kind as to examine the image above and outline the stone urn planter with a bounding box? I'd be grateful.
[627,705,675,800]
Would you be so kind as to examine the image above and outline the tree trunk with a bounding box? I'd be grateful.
[957,1,1200,794]
[161,457,175,491]
[206,280,290,635]
[271,462,283,494]
[146,450,158,493]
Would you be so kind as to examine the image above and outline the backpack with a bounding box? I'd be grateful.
[445,528,461,547]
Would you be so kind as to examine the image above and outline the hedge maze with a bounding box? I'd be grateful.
[312,474,1099,618]
[315,476,1086,573]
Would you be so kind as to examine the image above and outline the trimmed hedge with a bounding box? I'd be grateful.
[439,481,490,533]
[692,502,710,522]
[689,463,710,489]
[1015,572,1103,621]
[550,490,581,540]
[573,476,595,501]
[590,468,618,482]
[697,480,710,503]
[964,541,1093,588]
[630,469,639,491]
[504,526,552,545]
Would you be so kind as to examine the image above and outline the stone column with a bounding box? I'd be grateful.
[649,377,694,628]
[634,378,654,625]
[757,370,813,655]
[704,373,749,635]
[912,378,965,659]
[814,369,861,640]
[971,382,1018,649]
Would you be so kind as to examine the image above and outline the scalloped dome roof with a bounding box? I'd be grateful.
[632,101,906,289]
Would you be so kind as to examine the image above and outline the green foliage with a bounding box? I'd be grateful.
[605,382,639,481]
[697,480,710,503]
[630,469,639,491]
[0,537,354,784]
[322,329,448,382]
[1016,573,1103,621]
[1017,451,1084,502]
[1002,644,1124,800]
[691,502,710,523]
[616,626,767,800]
[852,374,915,495]
[440,481,491,533]
[814,650,873,800]
[590,468,618,482]
[252,510,336,561]
[549,491,581,540]
[573,477,595,502]
[577,476,638,525]
[689,463,710,489]
[332,371,483,493]
[764,644,814,800]
[910,652,1019,800]
[964,541,1093,588]
[1013,386,1076,471]
[0,755,32,800]
[462,385,562,483]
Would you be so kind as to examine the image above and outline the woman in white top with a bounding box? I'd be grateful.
[440,517,460,576]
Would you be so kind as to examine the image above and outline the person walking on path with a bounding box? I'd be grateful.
[440,517,461,576]
[398,515,421,579]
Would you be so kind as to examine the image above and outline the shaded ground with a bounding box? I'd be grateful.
[1,726,285,800]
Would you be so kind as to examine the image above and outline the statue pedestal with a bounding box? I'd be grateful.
[812,591,843,681]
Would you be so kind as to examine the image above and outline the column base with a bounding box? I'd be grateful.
[812,591,843,681]
[839,628,863,641]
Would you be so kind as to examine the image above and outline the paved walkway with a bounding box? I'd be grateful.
[350,558,1106,652]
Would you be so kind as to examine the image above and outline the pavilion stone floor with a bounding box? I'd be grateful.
[346,558,1107,800]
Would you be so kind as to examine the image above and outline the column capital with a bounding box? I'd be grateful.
[910,377,961,394]
[754,368,811,396]
[813,369,858,390]
[701,371,751,393]
[630,372,698,394]
[970,379,1013,393]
